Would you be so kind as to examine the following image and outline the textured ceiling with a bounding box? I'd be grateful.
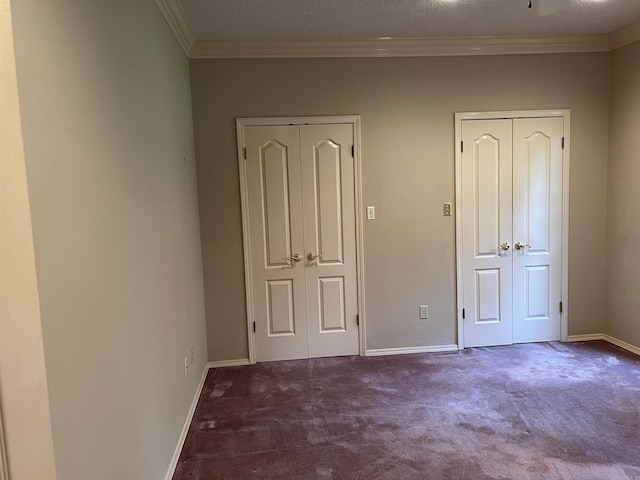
[180,0,640,41]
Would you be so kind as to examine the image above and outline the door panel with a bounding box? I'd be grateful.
[476,269,501,323]
[245,126,309,362]
[513,117,563,343]
[524,266,550,319]
[522,131,551,253]
[313,140,344,264]
[475,135,502,257]
[301,124,359,358]
[318,276,347,332]
[462,120,513,347]
[260,141,294,267]
[266,280,296,336]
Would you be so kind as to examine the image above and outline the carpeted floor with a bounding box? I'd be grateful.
[173,341,640,480]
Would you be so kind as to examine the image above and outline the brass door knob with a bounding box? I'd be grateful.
[307,252,318,261]
[515,242,531,251]
[500,242,510,251]
[290,253,302,262]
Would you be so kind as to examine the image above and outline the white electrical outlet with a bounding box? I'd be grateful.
[184,357,189,376]
[419,305,429,319]
[443,203,452,216]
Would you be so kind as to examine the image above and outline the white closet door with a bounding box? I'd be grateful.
[300,124,359,358]
[244,123,359,362]
[512,117,563,343]
[461,120,514,348]
[245,126,309,362]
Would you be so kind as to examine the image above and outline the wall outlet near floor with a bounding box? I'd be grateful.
[184,357,189,376]
[419,305,429,319]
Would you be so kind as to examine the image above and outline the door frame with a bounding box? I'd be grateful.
[236,115,365,364]
[454,109,571,349]
[0,396,8,480]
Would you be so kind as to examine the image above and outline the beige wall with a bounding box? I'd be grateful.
[10,1,207,479]
[190,53,610,361]
[607,40,640,347]
[0,3,57,478]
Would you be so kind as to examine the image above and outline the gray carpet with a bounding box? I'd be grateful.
[173,340,640,479]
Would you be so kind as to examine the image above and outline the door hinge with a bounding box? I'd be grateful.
[461,141,464,153]
[253,321,256,332]
[243,147,247,159]
[462,308,466,319]
[559,302,563,314]
[356,314,359,326]
[351,145,355,157]
[561,137,565,150]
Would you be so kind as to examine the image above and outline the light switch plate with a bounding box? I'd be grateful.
[366,206,375,220]
[419,305,429,319]
[443,203,452,216]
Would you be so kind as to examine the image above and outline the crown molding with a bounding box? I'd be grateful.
[189,34,610,59]
[155,0,194,56]
[609,20,640,51]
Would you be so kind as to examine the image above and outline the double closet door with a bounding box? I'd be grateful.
[461,117,564,348]
[244,123,359,362]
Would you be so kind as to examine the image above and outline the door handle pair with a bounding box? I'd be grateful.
[288,253,319,265]
[500,242,532,252]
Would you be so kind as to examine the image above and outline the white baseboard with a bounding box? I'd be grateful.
[567,334,605,342]
[603,334,640,357]
[365,344,458,357]
[567,333,640,357]
[164,358,249,479]
[164,365,208,480]
[207,358,250,368]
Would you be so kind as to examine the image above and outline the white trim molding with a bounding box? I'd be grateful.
[0,405,8,480]
[207,359,251,369]
[154,0,194,56]
[189,34,609,59]
[567,334,605,342]
[602,335,640,357]
[152,0,638,61]
[609,20,640,51]
[567,334,640,357]
[164,365,208,480]
[365,345,459,357]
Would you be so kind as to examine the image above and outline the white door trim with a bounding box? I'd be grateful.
[454,109,571,349]
[0,403,8,480]
[237,116,365,364]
